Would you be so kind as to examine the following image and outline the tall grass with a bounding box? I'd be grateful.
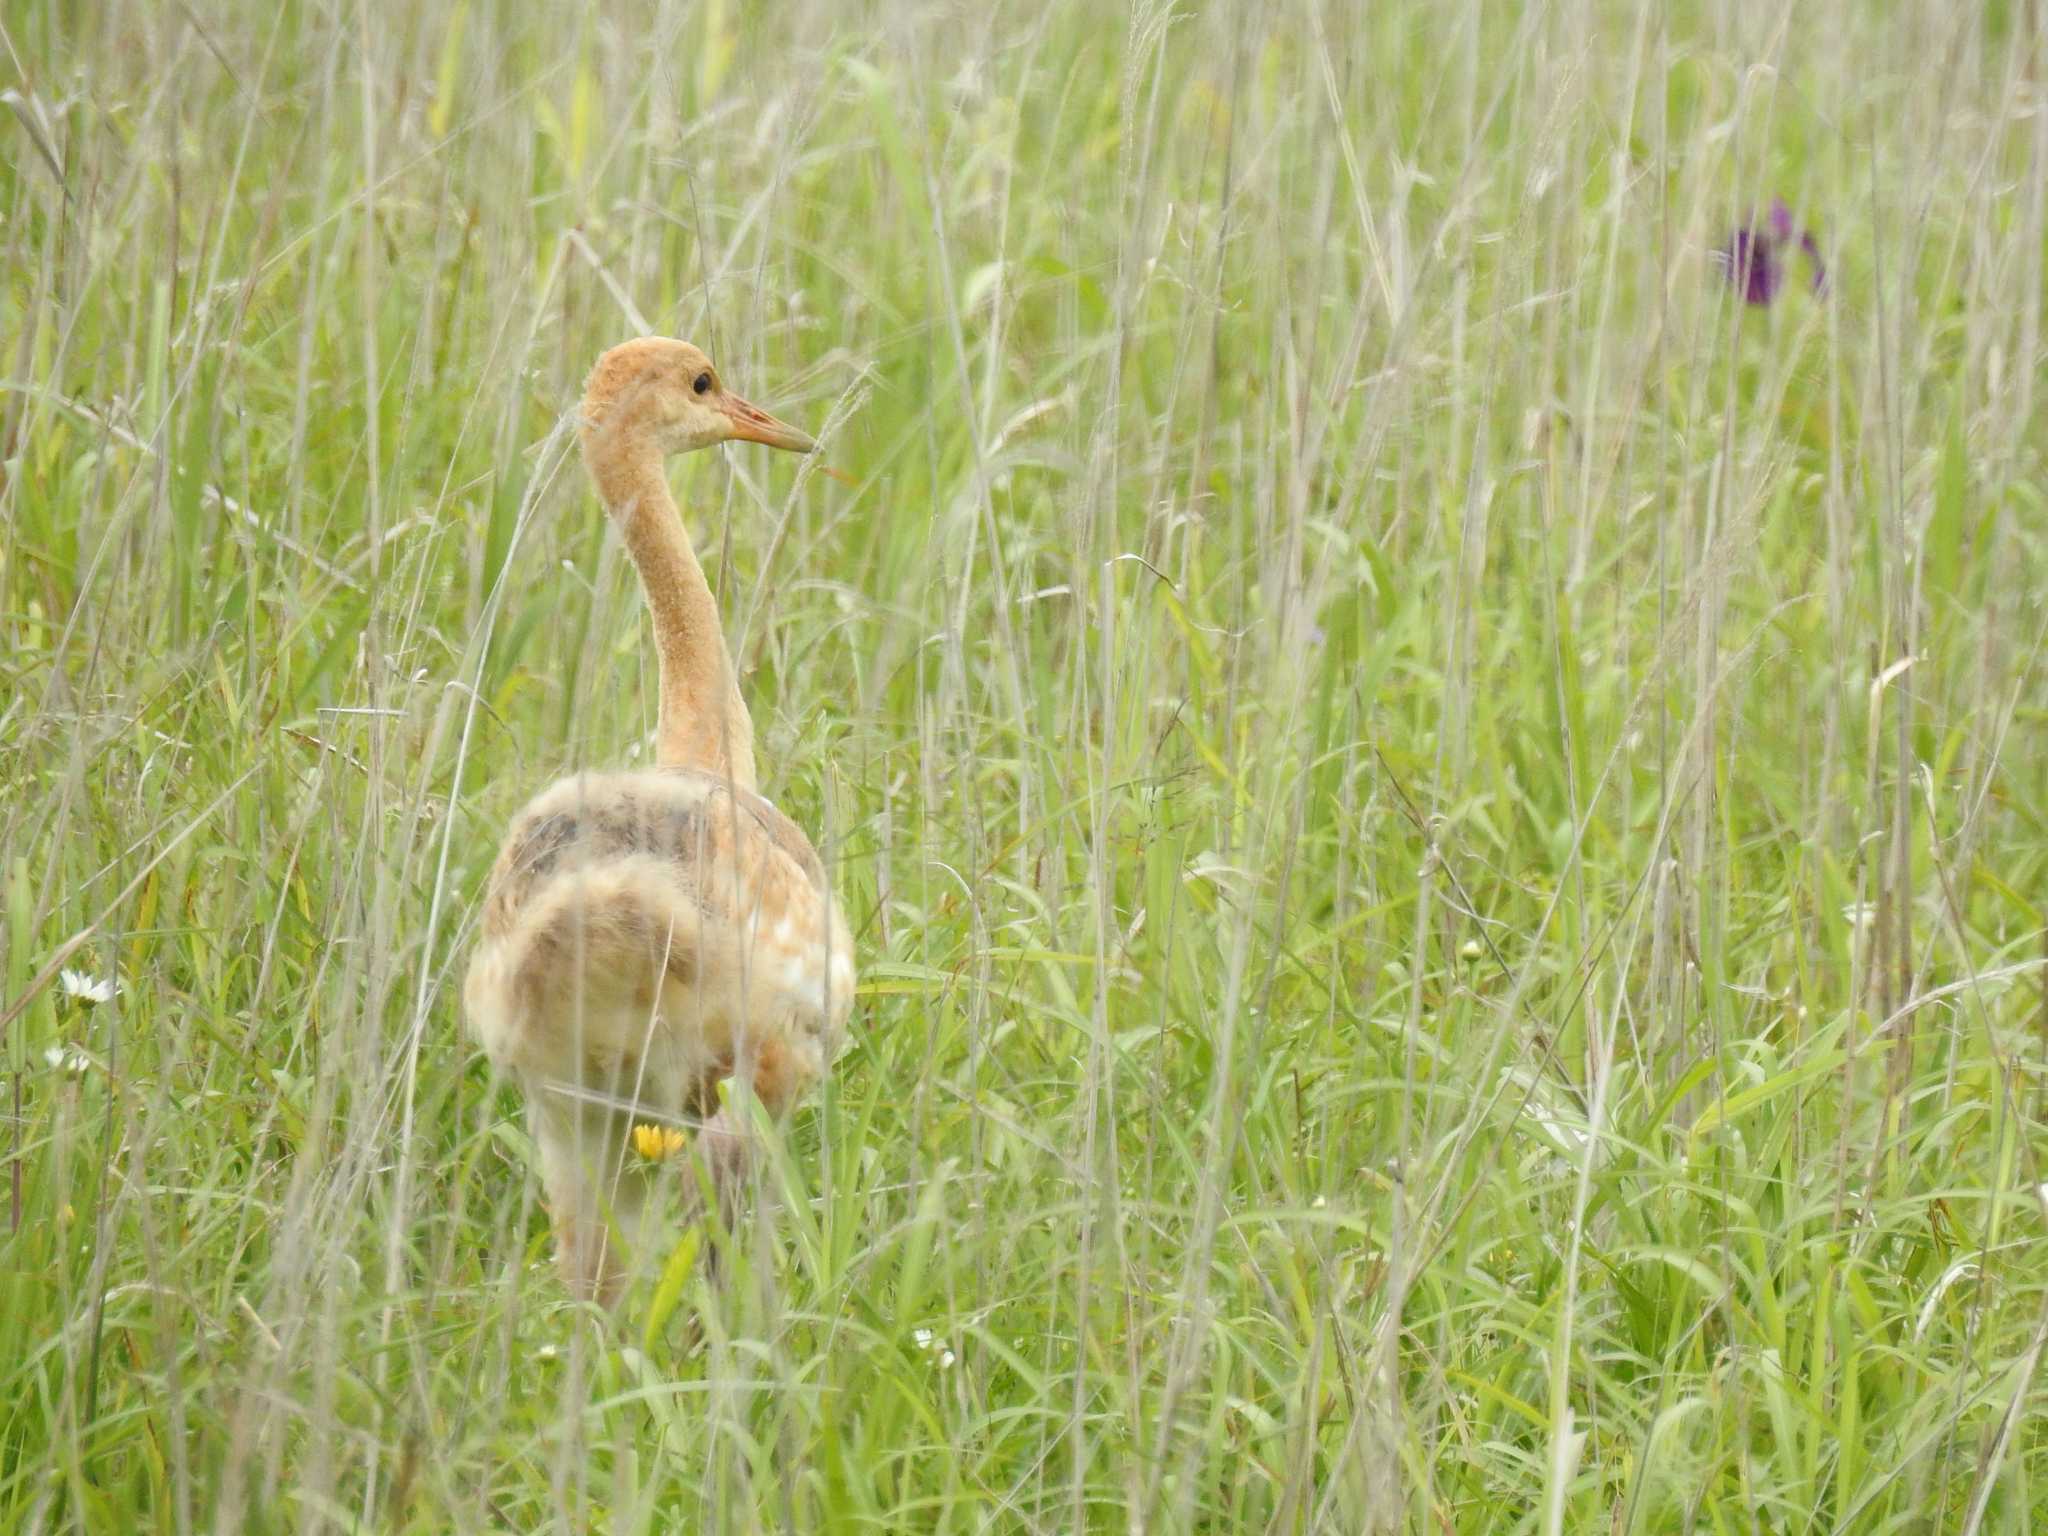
[4,0,2045,1529]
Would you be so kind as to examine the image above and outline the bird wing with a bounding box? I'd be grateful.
[466,769,854,1102]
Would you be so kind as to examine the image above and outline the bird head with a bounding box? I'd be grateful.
[580,337,817,462]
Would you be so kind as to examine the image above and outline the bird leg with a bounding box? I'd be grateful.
[677,1034,816,1268]
[534,1105,625,1307]
[681,1103,752,1226]
[532,1091,658,1309]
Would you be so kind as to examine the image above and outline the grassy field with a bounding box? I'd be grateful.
[5,0,2047,1530]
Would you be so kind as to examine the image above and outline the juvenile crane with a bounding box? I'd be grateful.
[465,339,854,1305]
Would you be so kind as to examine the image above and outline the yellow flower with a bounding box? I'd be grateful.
[631,1123,688,1162]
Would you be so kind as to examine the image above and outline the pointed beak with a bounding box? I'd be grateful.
[720,392,816,453]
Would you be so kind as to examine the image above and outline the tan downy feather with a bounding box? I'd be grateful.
[464,339,853,1305]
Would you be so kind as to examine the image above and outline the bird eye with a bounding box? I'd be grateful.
[693,372,712,395]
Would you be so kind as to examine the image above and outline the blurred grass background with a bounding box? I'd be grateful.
[3,0,2046,1530]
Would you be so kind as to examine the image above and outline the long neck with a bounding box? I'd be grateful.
[587,438,758,789]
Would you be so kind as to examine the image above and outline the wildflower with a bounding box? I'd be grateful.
[631,1123,688,1162]
[59,969,117,1006]
[43,1043,90,1075]
[911,1327,956,1368]
[1715,198,1827,306]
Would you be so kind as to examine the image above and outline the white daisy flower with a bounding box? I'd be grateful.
[59,970,118,1006]
[43,1043,90,1075]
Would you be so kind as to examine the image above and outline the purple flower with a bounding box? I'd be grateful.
[1721,225,1783,305]
[1716,198,1827,306]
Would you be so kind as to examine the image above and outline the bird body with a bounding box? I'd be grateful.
[465,338,851,1304]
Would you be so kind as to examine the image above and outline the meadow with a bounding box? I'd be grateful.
[4,0,2046,1530]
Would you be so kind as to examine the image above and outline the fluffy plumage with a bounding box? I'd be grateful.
[465,340,851,1304]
